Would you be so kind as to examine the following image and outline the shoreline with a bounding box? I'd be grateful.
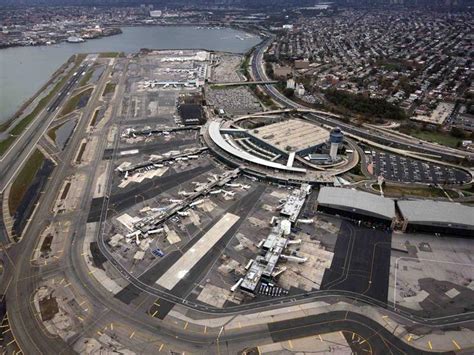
[0,55,77,133]
[0,23,260,51]
[0,25,262,127]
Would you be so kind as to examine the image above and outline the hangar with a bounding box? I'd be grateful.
[316,187,396,228]
[398,200,474,237]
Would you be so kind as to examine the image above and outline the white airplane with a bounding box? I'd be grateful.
[148,228,164,235]
[169,199,183,203]
[245,259,254,270]
[151,207,168,212]
[126,230,141,238]
[190,199,205,207]
[297,219,314,224]
[177,211,190,217]
[230,278,243,292]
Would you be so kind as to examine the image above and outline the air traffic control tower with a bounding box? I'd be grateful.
[329,127,344,161]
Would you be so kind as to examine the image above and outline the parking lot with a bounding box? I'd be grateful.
[370,150,470,184]
[451,112,474,132]
[206,86,262,116]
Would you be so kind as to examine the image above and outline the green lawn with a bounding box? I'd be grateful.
[378,184,451,198]
[409,130,462,148]
[60,88,93,117]
[79,68,94,87]
[0,136,17,156]
[90,110,100,127]
[102,83,116,96]
[9,149,45,215]
[47,122,65,141]
[99,52,121,58]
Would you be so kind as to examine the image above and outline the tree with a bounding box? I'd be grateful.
[283,88,294,98]
[450,127,466,139]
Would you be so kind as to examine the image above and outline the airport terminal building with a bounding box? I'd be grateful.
[398,200,474,237]
[316,187,397,228]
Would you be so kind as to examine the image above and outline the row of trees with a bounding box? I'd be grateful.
[325,89,407,120]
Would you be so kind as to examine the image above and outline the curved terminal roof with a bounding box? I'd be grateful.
[208,121,307,173]
[398,200,474,229]
[317,187,396,220]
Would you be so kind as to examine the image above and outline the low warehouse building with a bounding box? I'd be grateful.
[317,187,396,228]
[398,200,474,237]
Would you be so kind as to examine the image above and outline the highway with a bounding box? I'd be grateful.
[0,51,469,355]
[251,36,474,164]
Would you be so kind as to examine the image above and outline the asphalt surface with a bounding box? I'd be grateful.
[267,311,453,355]
[320,221,392,302]
[87,164,214,222]
[12,159,55,237]
[102,138,198,159]
[115,185,266,318]
[370,150,470,184]
[1,58,113,355]
[0,195,9,244]
[1,47,473,355]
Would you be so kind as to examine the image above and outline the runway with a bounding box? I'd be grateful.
[115,185,266,319]
[0,48,470,355]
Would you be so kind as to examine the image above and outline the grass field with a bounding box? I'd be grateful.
[60,88,93,117]
[99,52,121,58]
[377,184,452,198]
[9,149,45,216]
[90,110,100,127]
[0,54,86,157]
[79,68,94,87]
[47,122,65,141]
[409,130,462,148]
[102,82,116,96]
[0,136,17,156]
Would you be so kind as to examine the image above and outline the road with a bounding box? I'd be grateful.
[0,51,468,355]
[251,36,474,165]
